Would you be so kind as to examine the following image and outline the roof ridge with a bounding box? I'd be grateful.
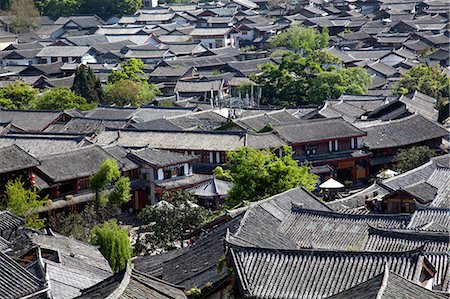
[227,239,426,256]
[291,206,411,220]
[376,265,390,299]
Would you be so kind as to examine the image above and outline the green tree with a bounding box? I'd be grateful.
[48,203,121,242]
[214,146,318,207]
[0,82,38,109]
[392,64,450,122]
[79,0,142,19]
[270,25,329,54]
[2,178,47,230]
[306,67,371,104]
[109,176,132,205]
[35,0,80,18]
[393,146,436,173]
[33,87,96,111]
[139,191,211,251]
[9,0,40,34]
[251,51,370,106]
[90,159,121,203]
[90,219,131,272]
[72,65,104,103]
[108,58,146,84]
[104,79,159,107]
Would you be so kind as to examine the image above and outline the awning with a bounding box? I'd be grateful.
[319,178,344,189]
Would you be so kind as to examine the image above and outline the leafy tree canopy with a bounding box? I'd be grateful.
[2,178,48,230]
[270,25,329,55]
[36,0,141,19]
[392,64,449,122]
[104,79,159,107]
[109,176,132,205]
[394,146,436,173]
[49,203,120,242]
[250,51,370,106]
[108,58,146,84]
[72,65,104,103]
[33,87,96,111]
[35,0,79,19]
[0,81,38,109]
[214,146,318,207]
[139,191,212,251]
[9,0,40,33]
[89,159,120,202]
[90,219,131,272]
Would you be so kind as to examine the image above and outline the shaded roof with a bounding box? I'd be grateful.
[0,251,47,299]
[235,109,300,132]
[134,213,244,290]
[188,177,232,197]
[0,133,86,157]
[275,207,410,251]
[365,226,449,253]
[94,129,247,151]
[0,144,40,173]
[167,110,228,130]
[37,46,91,57]
[0,109,62,132]
[175,79,223,93]
[76,264,187,299]
[407,208,450,232]
[36,145,117,183]
[228,242,430,299]
[0,211,23,237]
[357,114,447,149]
[326,268,446,299]
[274,117,366,144]
[130,148,198,167]
[229,187,331,249]
[85,106,136,120]
[327,155,450,212]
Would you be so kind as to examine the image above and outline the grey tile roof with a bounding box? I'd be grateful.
[162,54,237,68]
[167,110,228,130]
[0,109,62,132]
[85,106,136,120]
[188,177,232,197]
[76,265,187,298]
[0,211,23,238]
[275,208,411,251]
[356,114,448,150]
[326,269,447,299]
[228,242,429,299]
[175,79,223,93]
[37,46,91,57]
[155,173,212,190]
[134,213,243,289]
[399,91,439,121]
[230,187,331,249]
[150,66,192,77]
[0,251,47,299]
[365,226,448,253]
[130,147,198,167]
[94,129,247,151]
[235,109,299,132]
[132,106,196,122]
[0,144,40,173]
[36,145,118,183]
[46,117,129,134]
[274,117,366,144]
[0,134,86,157]
[407,208,450,232]
[328,155,450,212]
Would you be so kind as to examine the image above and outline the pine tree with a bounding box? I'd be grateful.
[72,65,104,103]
